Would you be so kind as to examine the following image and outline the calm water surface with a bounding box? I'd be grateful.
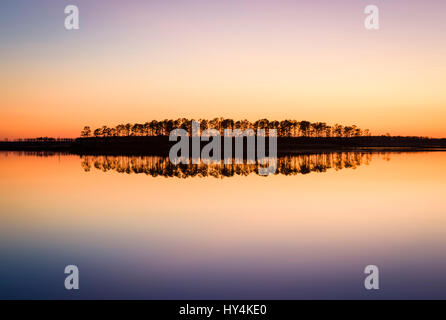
[0,151,445,299]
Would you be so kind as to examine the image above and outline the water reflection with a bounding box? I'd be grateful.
[1,151,446,299]
[80,152,386,177]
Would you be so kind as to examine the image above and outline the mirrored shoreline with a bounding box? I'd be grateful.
[0,151,396,177]
[78,152,387,178]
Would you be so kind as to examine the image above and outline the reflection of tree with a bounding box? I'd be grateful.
[80,152,380,178]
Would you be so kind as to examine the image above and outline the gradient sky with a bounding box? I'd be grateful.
[1,0,445,139]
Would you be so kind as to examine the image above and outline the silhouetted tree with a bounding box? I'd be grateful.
[93,128,102,137]
[84,119,371,139]
[80,126,91,137]
[333,124,343,137]
[299,121,311,137]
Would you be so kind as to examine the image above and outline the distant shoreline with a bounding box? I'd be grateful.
[1,136,446,155]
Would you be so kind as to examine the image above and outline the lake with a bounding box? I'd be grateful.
[0,151,445,299]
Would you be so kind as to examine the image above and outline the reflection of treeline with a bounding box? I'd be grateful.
[0,151,70,157]
[80,153,377,178]
[81,119,371,138]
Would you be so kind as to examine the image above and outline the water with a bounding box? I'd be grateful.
[0,151,445,299]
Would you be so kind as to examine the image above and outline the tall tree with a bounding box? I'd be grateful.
[299,121,311,137]
[80,126,91,137]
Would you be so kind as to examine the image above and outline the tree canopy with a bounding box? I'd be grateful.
[81,118,371,138]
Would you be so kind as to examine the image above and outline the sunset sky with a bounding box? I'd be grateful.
[1,0,445,139]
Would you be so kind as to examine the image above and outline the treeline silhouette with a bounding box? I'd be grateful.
[81,118,371,138]
[80,153,379,178]
[5,137,75,142]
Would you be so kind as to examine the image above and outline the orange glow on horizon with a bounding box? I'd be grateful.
[1,1,445,139]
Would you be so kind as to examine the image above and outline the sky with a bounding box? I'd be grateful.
[0,0,445,139]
